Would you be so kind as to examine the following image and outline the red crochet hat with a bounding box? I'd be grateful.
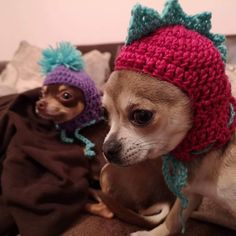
[115,0,236,161]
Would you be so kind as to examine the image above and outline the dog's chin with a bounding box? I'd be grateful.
[105,158,142,167]
[103,151,152,167]
[106,158,131,167]
[36,110,67,124]
[113,150,167,167]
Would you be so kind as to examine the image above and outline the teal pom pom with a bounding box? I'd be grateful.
[39,42,84,75]
[126,0,227,63]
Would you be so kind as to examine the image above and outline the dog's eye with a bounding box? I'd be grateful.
[102,106,109,122]
[129,109,153,126]
[61,92,73,100]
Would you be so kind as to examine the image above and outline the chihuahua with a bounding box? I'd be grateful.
[102,70,236,236]
[35,84,113,219]
[35,84,85,124]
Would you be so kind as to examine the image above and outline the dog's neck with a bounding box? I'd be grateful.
[56,108,103,134]
[170,99,236,162]
[162,130,236,221]
[187,132,236,180]
[55,113,103,158]
[56,114,95,134]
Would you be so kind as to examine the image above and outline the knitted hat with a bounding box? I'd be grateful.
[115,0,236,161]
[39,42,102,132]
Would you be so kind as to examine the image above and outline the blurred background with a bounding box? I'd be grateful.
[0,0,235,60]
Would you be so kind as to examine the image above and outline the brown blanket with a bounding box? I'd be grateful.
[0,88,107,236]
[1,88,236,236]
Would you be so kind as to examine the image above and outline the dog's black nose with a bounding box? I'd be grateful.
[103,140,122,163]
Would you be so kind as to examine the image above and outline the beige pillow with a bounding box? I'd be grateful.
[0,41,42,95]
[0,41,111,96]
[226,64,236,96]
[83,50,111,90]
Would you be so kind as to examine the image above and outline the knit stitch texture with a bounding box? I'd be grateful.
[115,8,236,161]
[126,0,227,62]
[44,65,102,132]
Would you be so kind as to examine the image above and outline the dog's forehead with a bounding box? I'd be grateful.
[42,85,48,93]
[103,74,123,98]
[59,85,68,91]
[104,71,185,105]
[104,71,147,99]
[43,84,61,94]
[103,74,156,115]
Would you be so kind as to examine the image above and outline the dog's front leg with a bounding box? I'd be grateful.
[130,194,202,236]
[164,194,202,234]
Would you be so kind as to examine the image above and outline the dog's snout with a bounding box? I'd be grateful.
[103,140,122,163]
[37,100,47,110]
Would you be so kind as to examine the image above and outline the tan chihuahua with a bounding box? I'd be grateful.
[102,70,236,236]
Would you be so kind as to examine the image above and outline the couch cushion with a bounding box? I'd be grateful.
[0,41,111,96]
[227,64,236,96]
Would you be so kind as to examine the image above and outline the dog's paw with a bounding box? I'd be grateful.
[130,223,170,236]
[130,231,150,236]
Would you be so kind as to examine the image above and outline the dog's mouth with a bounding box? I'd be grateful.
[103,156,134,167]
[106,157,133,167]
[103,145,152,167]
[35,107,66,123]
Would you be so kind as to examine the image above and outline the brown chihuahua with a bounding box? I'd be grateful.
[36,42,113,219]
[36,83,113,219]
[35,84,85,124]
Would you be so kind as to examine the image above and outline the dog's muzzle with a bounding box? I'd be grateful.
[103,140,122,165]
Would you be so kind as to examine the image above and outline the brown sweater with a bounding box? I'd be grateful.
[0,88,107,236]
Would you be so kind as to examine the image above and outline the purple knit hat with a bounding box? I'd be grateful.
[39,42,103,132]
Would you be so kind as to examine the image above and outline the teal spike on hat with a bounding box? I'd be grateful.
[126,4,163,45]
[161,0,186,25]
[126,0,227,62]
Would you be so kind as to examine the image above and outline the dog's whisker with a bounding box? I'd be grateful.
[131,133,167,146]
[132,135,149,145]
[133,139,160,147]
[137,141,166,147]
